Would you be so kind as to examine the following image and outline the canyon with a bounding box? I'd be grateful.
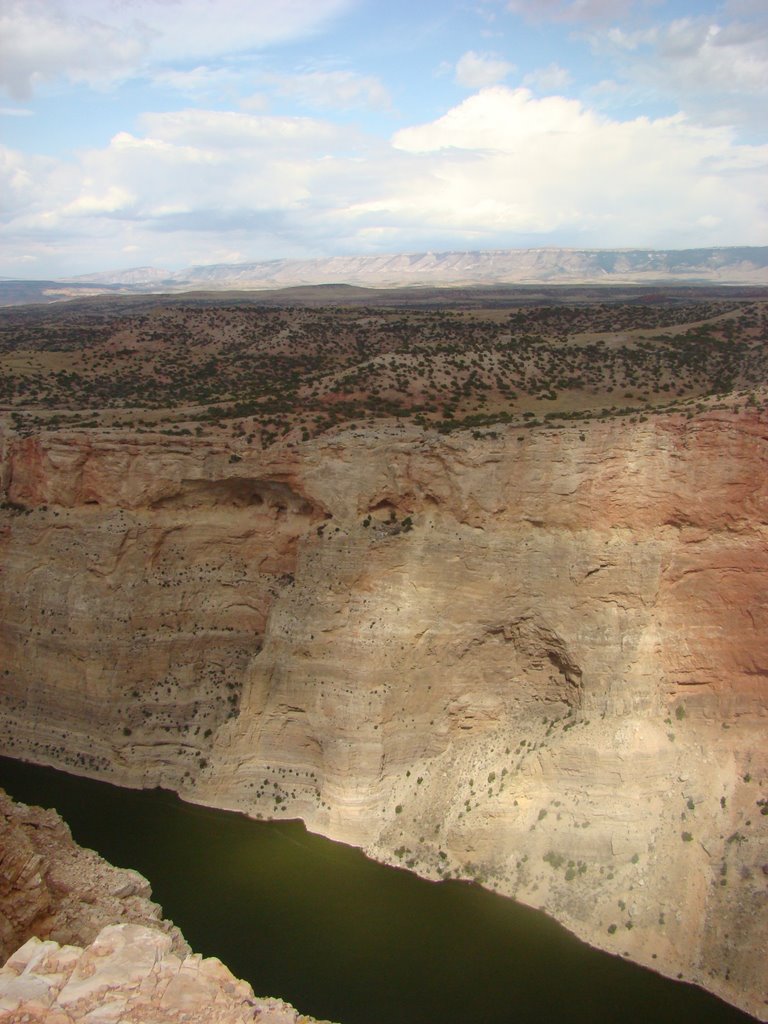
[1,403,766,1019]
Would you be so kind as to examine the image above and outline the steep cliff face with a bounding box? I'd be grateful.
[0,411,766,1019]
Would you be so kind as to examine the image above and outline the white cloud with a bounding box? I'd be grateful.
[1,89,766,275]
[588,15,768,129]
[150,65,243,97]
[393,87,595,151]
[507,0,638,24]
[381,87,768,242]
[657,19,768,95]
[111,0,354,62]
[63,185,136,217]
[239,93,270,113]
[151,62,392,117]
[0,145,59,220]
[268,70,391,111]
[0,109,349,238]
[522,62,573,93]
[0,0,354,98]
[0,0,146,98]
[602,17,768,91]
[82,113,347,228]
[455,50,515,89]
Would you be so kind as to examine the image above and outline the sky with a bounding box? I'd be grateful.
[1,0,767,278]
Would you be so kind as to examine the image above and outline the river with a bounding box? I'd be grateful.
[0,755,755,1024]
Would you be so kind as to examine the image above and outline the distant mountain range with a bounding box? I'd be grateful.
[2,246,767,305]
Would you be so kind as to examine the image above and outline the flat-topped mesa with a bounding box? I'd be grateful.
[0,408,766,1020]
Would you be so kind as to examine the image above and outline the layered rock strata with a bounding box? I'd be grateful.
[0,410,766,1019]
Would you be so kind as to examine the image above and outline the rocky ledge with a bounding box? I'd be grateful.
[0,925,319,1024]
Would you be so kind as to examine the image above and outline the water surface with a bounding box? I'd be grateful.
[0,756,755,1024]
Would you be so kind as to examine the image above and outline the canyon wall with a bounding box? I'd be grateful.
[0,411,766,1019]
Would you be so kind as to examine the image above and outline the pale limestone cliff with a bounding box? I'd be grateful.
[0,791,330,1024]
[0,410,766,1019]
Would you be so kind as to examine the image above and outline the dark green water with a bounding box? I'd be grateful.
[0,756,755,1024]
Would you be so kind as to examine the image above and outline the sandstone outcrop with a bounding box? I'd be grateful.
[0,926,320,1024]
[0,409,766,1019]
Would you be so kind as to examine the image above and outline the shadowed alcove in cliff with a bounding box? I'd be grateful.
[457,615,583,715]
[150,476,327,519]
